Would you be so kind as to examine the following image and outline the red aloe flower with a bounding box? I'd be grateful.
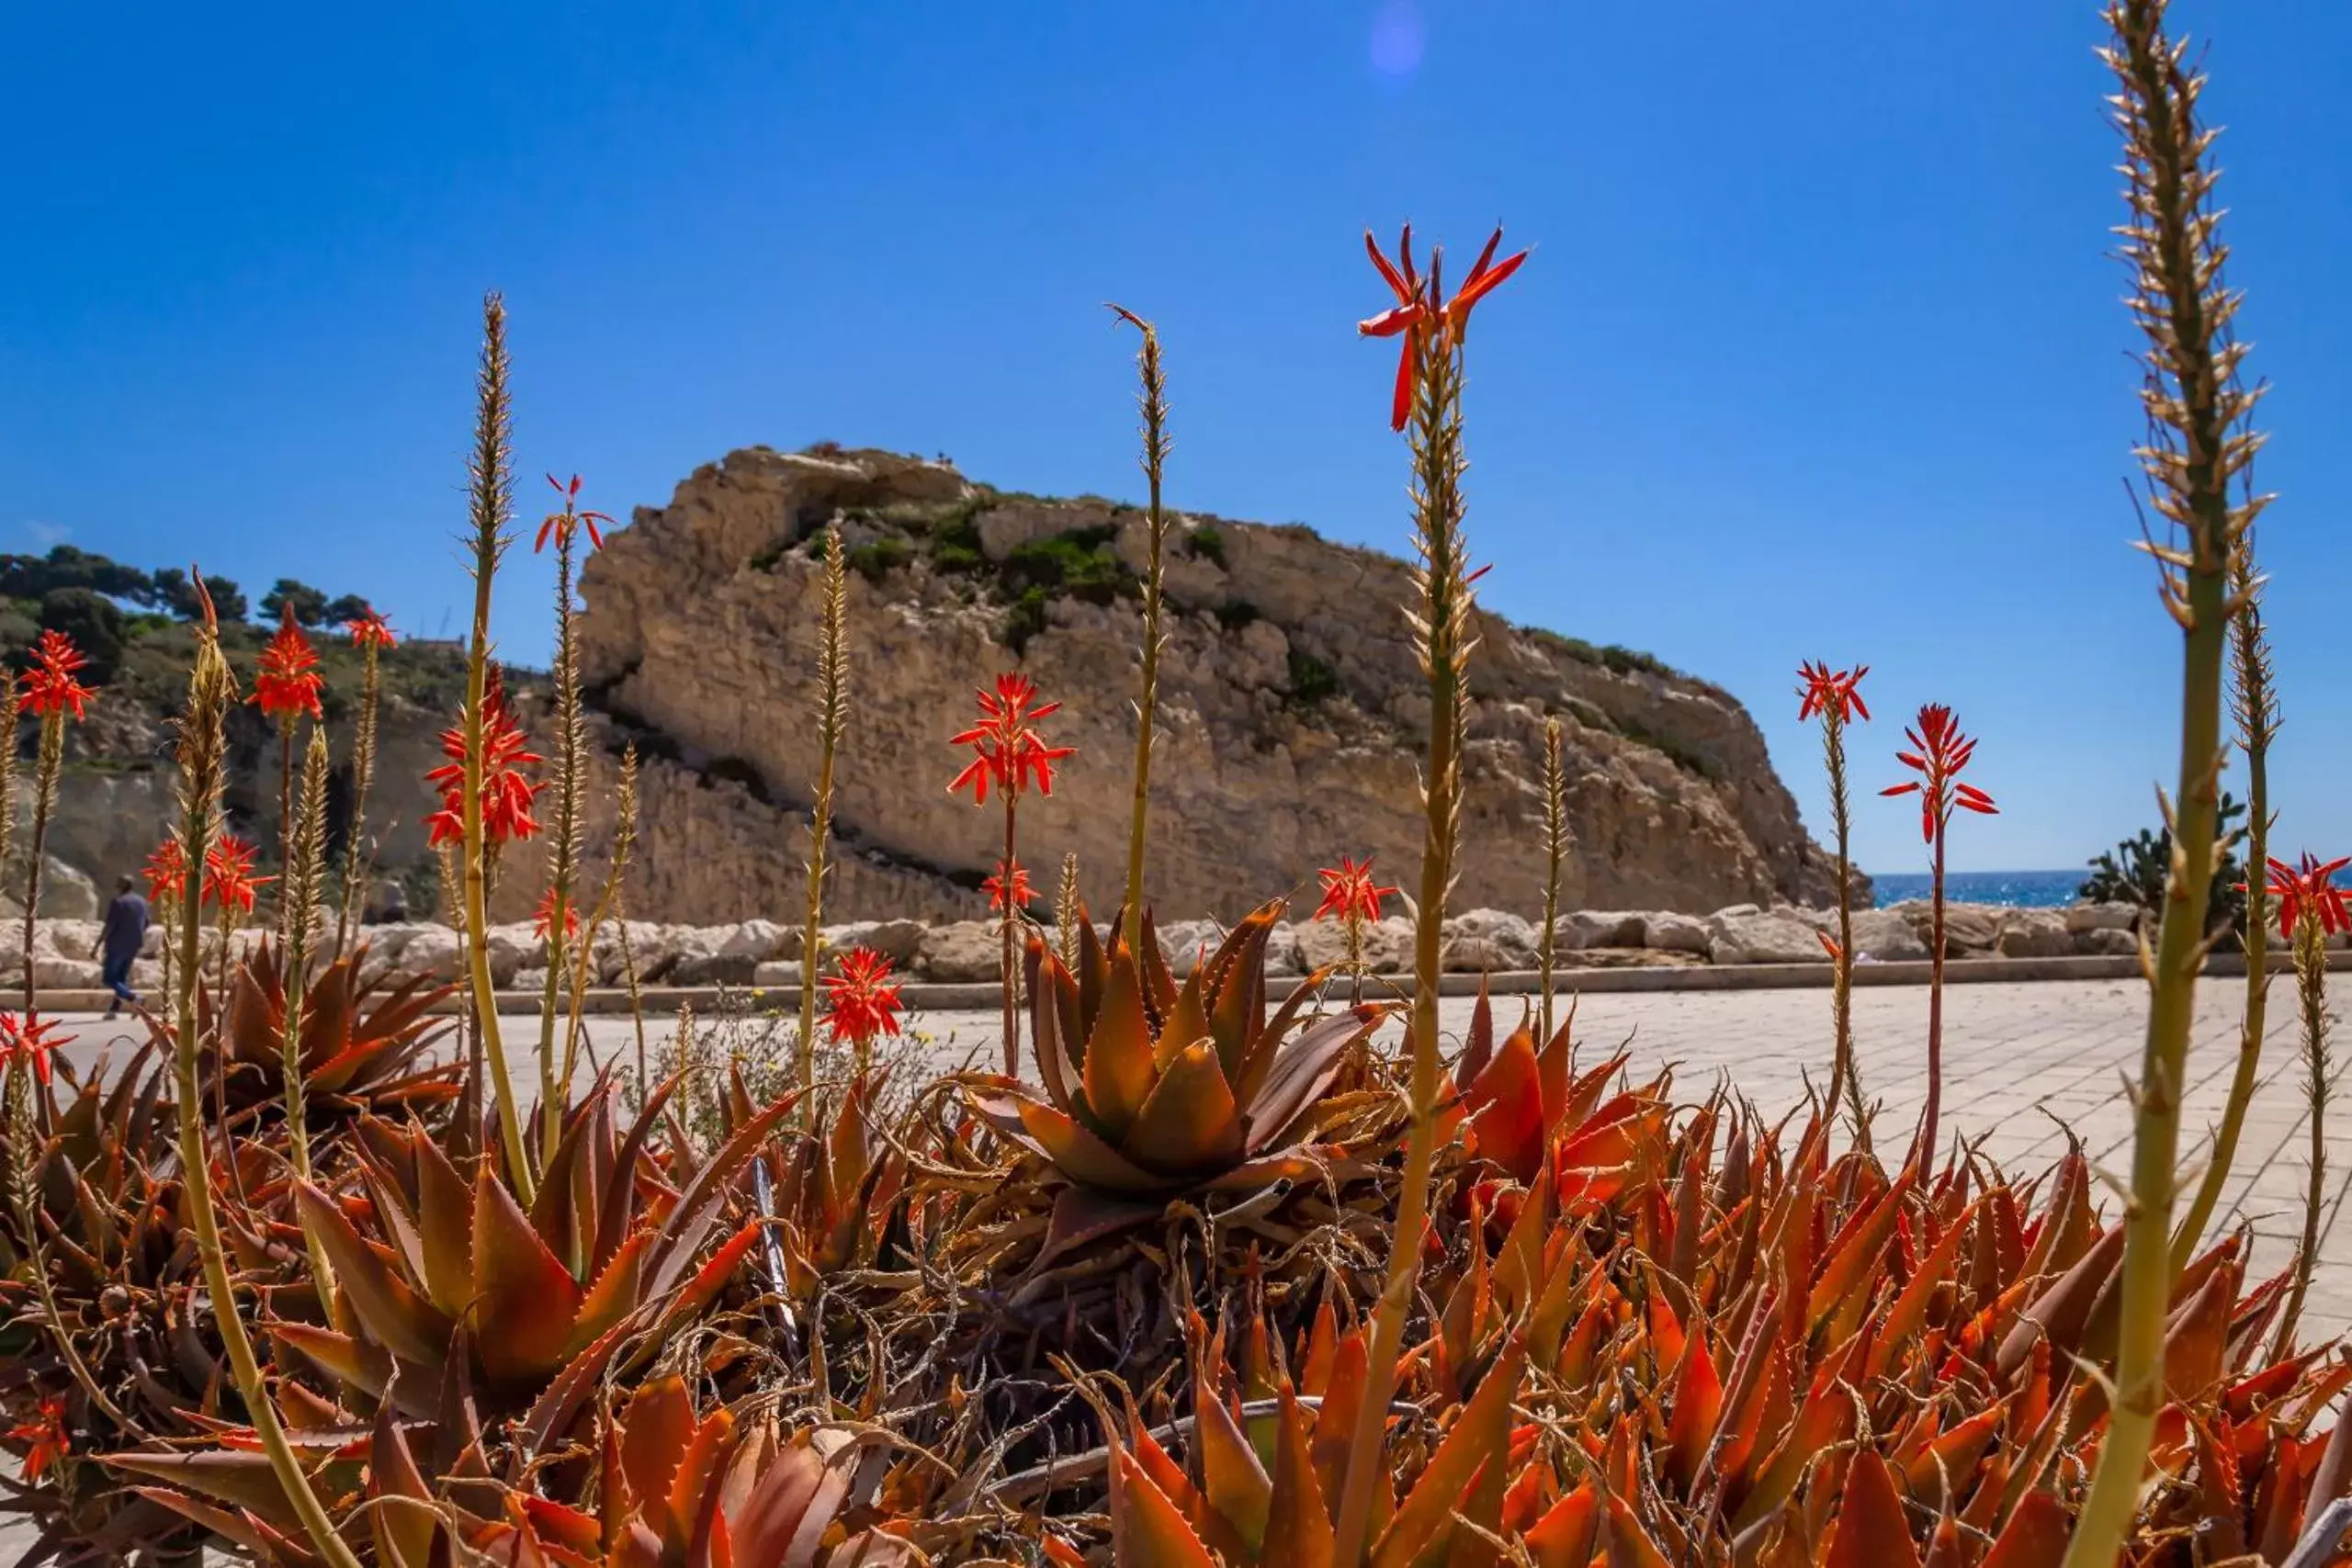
[424,671,548,847]
[0,1012,68,1089]
[1315,856,1397,926]
[982,859,1035,913]
[252,604,325,724]
[1881,704,1997,843]
[2260,852,2352,942]
[536,473,613,553]
[5,1393,69,1483]
[532,886,581,943]
[1359,223,1529,430]
[947,673,1074,806]
[143,838,188,903]
[1796,661,1871,725]
[346,609,396,650]
[820,947,904,1048]
[20,629,96,721]
[202,835,272,915]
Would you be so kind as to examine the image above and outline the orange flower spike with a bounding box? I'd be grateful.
[2259,852,2352,942]
[6,1394,70,1482]
[20,628,96,721]
[536,472,613,554]
[424,671,546,846]
[1358,222,1528,430]
[346,609,396,650]
[531,886,580,943]
[143,837,189,902]
[1795,660,1871,725]
[201,834,274,914]
[252,604,325,724]
[0,1012,67,1089]
[1313,855,1396,925]
[947,672,1073,805]
[1881,703,1997,843]
[981,859,1035,913]
[820,946,904,1048]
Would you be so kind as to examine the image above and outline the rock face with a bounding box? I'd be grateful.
[573,446,1849,924]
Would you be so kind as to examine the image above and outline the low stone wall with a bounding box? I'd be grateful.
[8,898,2294,997]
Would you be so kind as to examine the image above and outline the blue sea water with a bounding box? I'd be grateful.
[1864,869,2083,908]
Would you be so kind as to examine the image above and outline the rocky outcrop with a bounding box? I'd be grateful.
[573,446,1852,924]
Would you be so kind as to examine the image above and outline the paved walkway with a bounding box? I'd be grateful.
[44,972,2352,1335]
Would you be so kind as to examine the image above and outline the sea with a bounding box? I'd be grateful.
[1863,869,2083,908]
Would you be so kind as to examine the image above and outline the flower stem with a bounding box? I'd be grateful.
[458,292,533,1204]
[797,523,849,1095]
[1333,304,1476,1568]
[1539,716,1566,1045]
[2065,4,2263,1559]
[2272,907,2329,1359]
[1111,306,1170,954]
[537,525,586,1160]
[334,638,380,956]
[1823,705,1869,1147]
[2174,533,2277,1269]
[170,602,366,1568]
[20,716,62,1019]
[281,727,339,1314]
[999,798,1020,1077]
[1910,818,1947,1174]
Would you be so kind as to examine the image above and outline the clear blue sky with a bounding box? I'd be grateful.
[4,1,2346,879]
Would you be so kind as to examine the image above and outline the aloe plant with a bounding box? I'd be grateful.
[967,907,1379,1204]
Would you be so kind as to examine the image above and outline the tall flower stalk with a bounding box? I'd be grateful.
[2065,4,2268,1561]
[165,583,364,1568]
[1538,715,1566,1043]
[2175,529,2279,1268]
[1331,220,1525,1568]
[1800,661,1872,1144]
[0,674,17,956]
[18,631,94,1016]
[279,727,339,1312]
[2259,854,2347,1358]
[797,521,850,1093]
[335,610,394,954]
[1882,703,1996,1173]
[1109,306,1170,949]
[947,674,1070,1076]
[453,292,537,1201]
[533,474,606,1157]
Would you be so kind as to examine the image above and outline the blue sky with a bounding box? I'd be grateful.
[4,1,2346,878]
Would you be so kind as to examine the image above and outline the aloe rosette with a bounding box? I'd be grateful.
[966,903,1383,1201]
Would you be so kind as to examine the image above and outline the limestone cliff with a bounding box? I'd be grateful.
[571,446,1848,924]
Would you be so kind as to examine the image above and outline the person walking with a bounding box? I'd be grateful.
[98,874,150,1021]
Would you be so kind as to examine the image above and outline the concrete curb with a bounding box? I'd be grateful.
[44,949,2338,1018]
